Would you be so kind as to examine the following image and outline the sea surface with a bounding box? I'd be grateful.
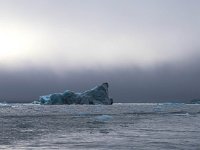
[0,103,200,150]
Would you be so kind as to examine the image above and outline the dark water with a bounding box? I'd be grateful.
[0,103,200,150]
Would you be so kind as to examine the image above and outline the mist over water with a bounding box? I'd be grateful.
[1,54,200,103]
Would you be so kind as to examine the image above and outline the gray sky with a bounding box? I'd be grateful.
[0,0,200,102]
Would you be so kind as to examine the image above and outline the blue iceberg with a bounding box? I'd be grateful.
[37,83,113,105]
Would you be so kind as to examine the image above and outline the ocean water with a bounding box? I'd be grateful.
[0,103,200,150]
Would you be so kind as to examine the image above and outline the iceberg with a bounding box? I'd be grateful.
[190,99,200,104]
[37,83,113,105]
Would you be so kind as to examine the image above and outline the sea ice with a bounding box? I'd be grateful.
[36,83,113,105]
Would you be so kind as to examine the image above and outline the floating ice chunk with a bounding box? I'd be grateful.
[174,113,190,116]
[190,99,200,104]
[0,101,11,107]
[37,83,113,105]
[95,115,113,122]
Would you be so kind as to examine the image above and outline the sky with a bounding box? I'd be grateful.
[0,0,200,103]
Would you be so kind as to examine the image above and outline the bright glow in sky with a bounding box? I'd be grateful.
[0,24,39,62]
[0,0,200,71]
